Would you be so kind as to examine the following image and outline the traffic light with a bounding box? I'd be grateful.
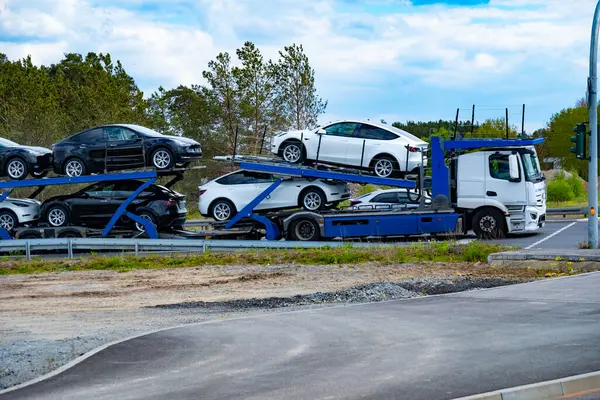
[570,122,587,160]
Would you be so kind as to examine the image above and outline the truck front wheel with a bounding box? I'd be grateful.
[472,209,506,239]
[288,217,321,241]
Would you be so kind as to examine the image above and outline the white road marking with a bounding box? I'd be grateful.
[524,221,579,250]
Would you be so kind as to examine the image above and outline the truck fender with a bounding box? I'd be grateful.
[282,212,325,238]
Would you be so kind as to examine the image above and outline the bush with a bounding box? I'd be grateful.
[547,179,575,202]
[566,171,585,198]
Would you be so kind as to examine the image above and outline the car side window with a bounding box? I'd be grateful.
[371,193,399,204]
[324,122,359,137]
[357,124,397,140]
[73,129,103,143]
[489,154,511,181]
[105,127,139,142]
[84,183,115,198]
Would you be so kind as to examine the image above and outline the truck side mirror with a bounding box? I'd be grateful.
[508,154,520,181]
[316,128,326,135]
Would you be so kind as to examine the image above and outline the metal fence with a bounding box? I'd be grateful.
[546,207,588,218]
[0,238,408,260]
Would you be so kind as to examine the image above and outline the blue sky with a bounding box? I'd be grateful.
[0,0,594,133]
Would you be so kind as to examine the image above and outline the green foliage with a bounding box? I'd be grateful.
[358,184,377,196]
[547,177,575,202]
[566,171,585,198]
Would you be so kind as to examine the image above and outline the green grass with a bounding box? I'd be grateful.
[546,196,588,209]
[0,241,511,275]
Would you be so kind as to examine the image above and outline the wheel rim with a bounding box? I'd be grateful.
[8,160,25,179]
[303,192,322,210]
[48,208,66,226]
[479,215,497,233]
[65,160,83,177]
[0,214,15,230]
[283,144,301,163]
[374,159,393,177]
[295,220,316,241]
[213,203,231,221]
[153,150,171,169]
[135,214,154,232]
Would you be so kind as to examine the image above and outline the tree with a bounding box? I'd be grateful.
[475,118,518,138]
[270,44,327,130]
[546,105,590,179]
[202,52,240,154]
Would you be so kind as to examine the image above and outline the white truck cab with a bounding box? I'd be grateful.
[453,146,546,238]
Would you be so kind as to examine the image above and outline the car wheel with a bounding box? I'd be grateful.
[288,217,320,241]
[64,158,86,177]
[281,142,304,164]
[211,199,235,222]
[46,205,69,227]
[372,156,396,178]
[300,188,326,211]
[135,212,156,232]
[151,148,174,170]
[0,210,17,231]
[31,170,48,178]
[473,208,506,239]
[6,158,28,180]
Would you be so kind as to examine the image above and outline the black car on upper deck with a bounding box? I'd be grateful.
[0,138,53,180]
[52,124,202,177]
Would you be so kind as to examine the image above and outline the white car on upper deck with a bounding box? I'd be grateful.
[270,119,428,178]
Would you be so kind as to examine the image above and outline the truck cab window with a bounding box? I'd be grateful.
[489,154,511,181]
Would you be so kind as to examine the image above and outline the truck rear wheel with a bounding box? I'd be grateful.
[288,217,320,241]
[472,208,506,239]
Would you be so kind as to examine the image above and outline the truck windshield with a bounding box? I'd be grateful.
[521,152,543,182]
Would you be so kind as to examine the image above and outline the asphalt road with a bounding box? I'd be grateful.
[3,273,600,400]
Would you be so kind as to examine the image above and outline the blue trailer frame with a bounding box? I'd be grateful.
[0,171,160,240]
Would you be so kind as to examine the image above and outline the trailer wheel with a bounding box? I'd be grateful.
[57,229,83,238]
[288,217,320,241]
[473,208,506,239]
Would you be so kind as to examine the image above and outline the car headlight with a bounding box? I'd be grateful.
[12,202,31,207]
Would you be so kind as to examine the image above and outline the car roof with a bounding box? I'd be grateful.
[322,119,427,145]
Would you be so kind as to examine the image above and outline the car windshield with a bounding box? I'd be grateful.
[521,151,543,182]
[0,138,19,147]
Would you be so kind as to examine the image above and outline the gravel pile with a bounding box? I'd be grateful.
[152,277,526,311]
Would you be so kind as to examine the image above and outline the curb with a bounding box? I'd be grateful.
[452,370,600,400]
[488,250,600,263]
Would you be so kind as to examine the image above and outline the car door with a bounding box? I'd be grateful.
[307,122,359,165]
[104,127,145,171]
[75,129,108,171]
[352,124,400,168]
[217,171,274,211]
[70,182,117,226]
[485,152,527,208]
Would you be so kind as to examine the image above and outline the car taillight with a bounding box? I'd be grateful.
[165,199,177,207]
[407,146,420,153]
[199,189,207,196]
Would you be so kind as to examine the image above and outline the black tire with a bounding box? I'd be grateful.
[372,156,397,178]
[57,230,83,238]
[6,157,29,180]
[299,187,326,211]
[281,141,304,164]
[135,212,157,232]
[63,158,86,177]
[45,204,69,227]
[19,232,41,240]
[288,217,321,241]
[0,209,18,231]
[31,170,49,178]
[150,147,174,170]
[472,208,506,239]
[210,199,236,222]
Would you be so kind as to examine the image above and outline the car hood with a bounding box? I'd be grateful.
[277,129,316,140]
[7,197,41,206]
[12,145,51,154]
[163,136,200,146]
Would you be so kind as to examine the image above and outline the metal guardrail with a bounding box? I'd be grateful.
[546,207,588,218]
[0,238,408,260]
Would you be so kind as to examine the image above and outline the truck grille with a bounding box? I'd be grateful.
[536,192,544,207]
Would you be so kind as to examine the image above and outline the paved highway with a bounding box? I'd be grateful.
[2,273,600,400]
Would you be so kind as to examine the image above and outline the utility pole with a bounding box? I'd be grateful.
[588,0,600,248]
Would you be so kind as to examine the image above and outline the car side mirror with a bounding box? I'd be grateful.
[508,154,520,181]
[316,128,326,135]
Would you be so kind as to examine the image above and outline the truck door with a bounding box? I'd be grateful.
[485,151,527,210]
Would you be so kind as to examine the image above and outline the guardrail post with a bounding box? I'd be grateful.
[135,242,139,256]
[25,240,30,261]
[67,239,73,259]
[202,242,207,253]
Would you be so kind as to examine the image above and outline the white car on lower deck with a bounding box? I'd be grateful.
[198,169,350,221]
[270,119,428,178]
[0,197,41,231]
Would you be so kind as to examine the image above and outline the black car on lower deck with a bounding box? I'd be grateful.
[0,138,53,180]
[52,124,202,177]
[41,180,187,231]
